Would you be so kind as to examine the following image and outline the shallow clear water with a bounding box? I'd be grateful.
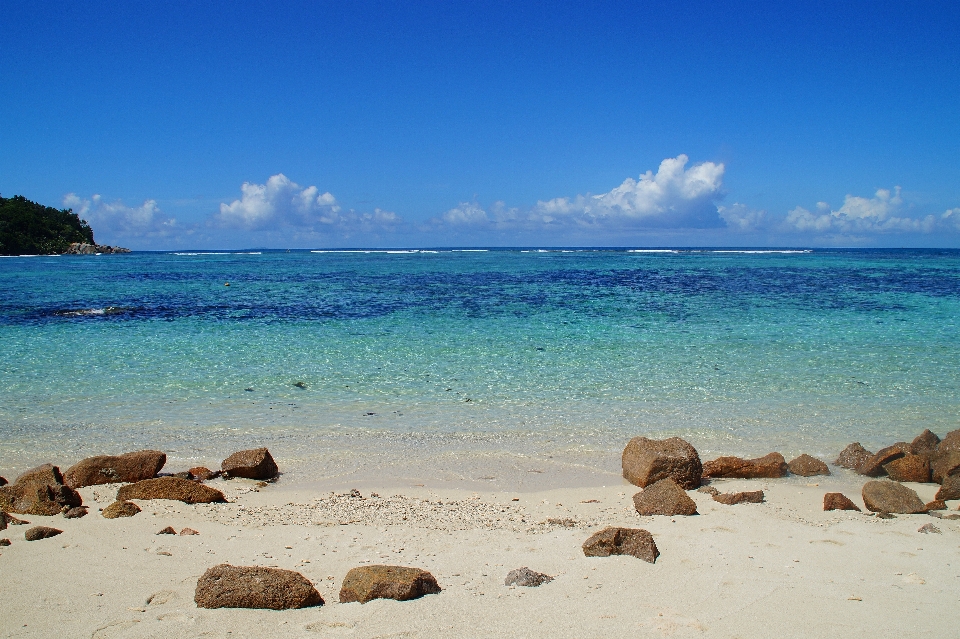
[2,248,958,487]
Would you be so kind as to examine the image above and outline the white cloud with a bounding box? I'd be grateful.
[785,187,938,234]
[62,193,179,240]
[942,208,960,231]
[718,203,767,231]
[213,174,400,234]
[433,155,728,231]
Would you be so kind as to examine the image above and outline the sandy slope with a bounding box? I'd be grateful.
[1,472,958,639]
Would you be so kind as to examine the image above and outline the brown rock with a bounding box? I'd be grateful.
[0,464,82,515]
[935,474,960,501]
[180,527,199,535]
[63,450,166,488]
[862,480,926,514]
[62,506,88,519]
[188,467,220,481]
[24,526,62,541]
[582,527,659,563]
[823,492,861,511]
[712,490,765,505]
[836,443,873,470]
[0,539,9,546]
[0,512,28,530]
[910,429,941,457]
[883,454,930,483]
[157,526,177,535]
[116,477,226,504]
[195,564,323,609]
[702,453,787,479]
[621,437,702,490]
[633,478,698,516]
[697,486,720,496]
[339,565,442,603]
[102,500,141,518]
[787,454,831,477]
[858,442,912,477]
[918,523,941,534]
[931,451,960,484]
[923,500,947,511]
[0,476,6,486]
[937,429,960,454]
[221,448,278,480]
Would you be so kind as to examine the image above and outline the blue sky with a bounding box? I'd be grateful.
[2,1,959,249]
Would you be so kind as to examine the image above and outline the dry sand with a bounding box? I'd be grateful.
[1,469,959,638]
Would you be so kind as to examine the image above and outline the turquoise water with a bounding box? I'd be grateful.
[2,248,959,487]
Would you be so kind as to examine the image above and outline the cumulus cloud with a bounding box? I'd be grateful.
[942,208,960,231]
[785,187,938,234]
[62,193,179,240]
[213,174,400,234]
[718,203,767,232]
[433,155,728,231]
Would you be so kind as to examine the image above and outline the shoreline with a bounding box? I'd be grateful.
[2,446,959,638]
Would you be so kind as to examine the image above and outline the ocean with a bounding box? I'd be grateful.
[2,248,958,489]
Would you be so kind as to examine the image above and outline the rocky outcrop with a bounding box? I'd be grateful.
[910,429,941,458]
[883,454,930,483]
[823,493,860,511]
[0,464,82,515]
[702,453,787,479]
[937,429,960,455]
[339,565,441,603]
[935,475,960,501]
[504,567,553,587]
[858,443,912,477]
[102,500,141,518]
[24,526,62,541]
[64,450,166,488]
[195,564,323,609]
[62,242,130,254]
[116,477,226,504]
[787,454,830,476]
[861,480,926,514]
[712,490,765,505]
[221,448,278,480]
[188,467,220,481]
[632,478,698,516]
[621,437,702,490]
[931,451,960,484]
[836,443,873,470]
[582,527,659,563]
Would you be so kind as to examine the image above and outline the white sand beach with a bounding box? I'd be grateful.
[1,464,958,639]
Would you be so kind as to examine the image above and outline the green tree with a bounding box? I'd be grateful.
[0,195,96,255]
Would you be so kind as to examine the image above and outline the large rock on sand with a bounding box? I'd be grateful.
[582,527,659,563]
[339,565,441,603]
[823,492,861,511]
[937,429,960,454]
[836,443,873,470]
[116,477,225,504]
[935,474,960,501]
[910,429,941,458]
[63,450,166,488]
[621,437,702,490]
[632,478,698,516]
[702,453,787,479]
[862,480,926,514]
[24,526,62,541]
[0,464,82,515]
[221,448,278,480]
[931,451,960,484]
[883,454,930,483]
[858,443,912,477]
[195,564,323,609]
[788,454,830,476]
[102,500,141,518]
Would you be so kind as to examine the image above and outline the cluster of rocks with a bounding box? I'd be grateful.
[61,242,131,254]
[0,447,278,548]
